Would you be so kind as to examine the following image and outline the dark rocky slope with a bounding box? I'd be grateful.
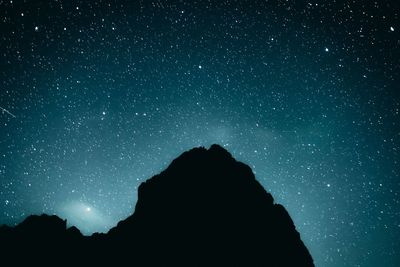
[0,144,314,266]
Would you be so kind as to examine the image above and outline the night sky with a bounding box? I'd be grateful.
[0,0,399,266]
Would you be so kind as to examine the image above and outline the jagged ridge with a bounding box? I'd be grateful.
[0,144,314,266]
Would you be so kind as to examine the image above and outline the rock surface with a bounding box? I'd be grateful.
[0,144,314,266]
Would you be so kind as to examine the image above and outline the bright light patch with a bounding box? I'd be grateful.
[58,201,115,235]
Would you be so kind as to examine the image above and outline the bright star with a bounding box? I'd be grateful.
[59,202,113,234]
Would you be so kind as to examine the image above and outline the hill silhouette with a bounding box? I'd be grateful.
[0,144,314,266]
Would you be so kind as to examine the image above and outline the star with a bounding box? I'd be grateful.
[0,1,398,266]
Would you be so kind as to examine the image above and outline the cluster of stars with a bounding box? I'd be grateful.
[0,1,399,266]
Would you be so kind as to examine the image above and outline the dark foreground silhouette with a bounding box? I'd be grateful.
[0,145,314,266]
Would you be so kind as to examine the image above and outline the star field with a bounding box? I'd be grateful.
[0,1,399,266]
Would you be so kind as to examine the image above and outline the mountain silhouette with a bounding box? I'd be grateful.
[0,144,314,266]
